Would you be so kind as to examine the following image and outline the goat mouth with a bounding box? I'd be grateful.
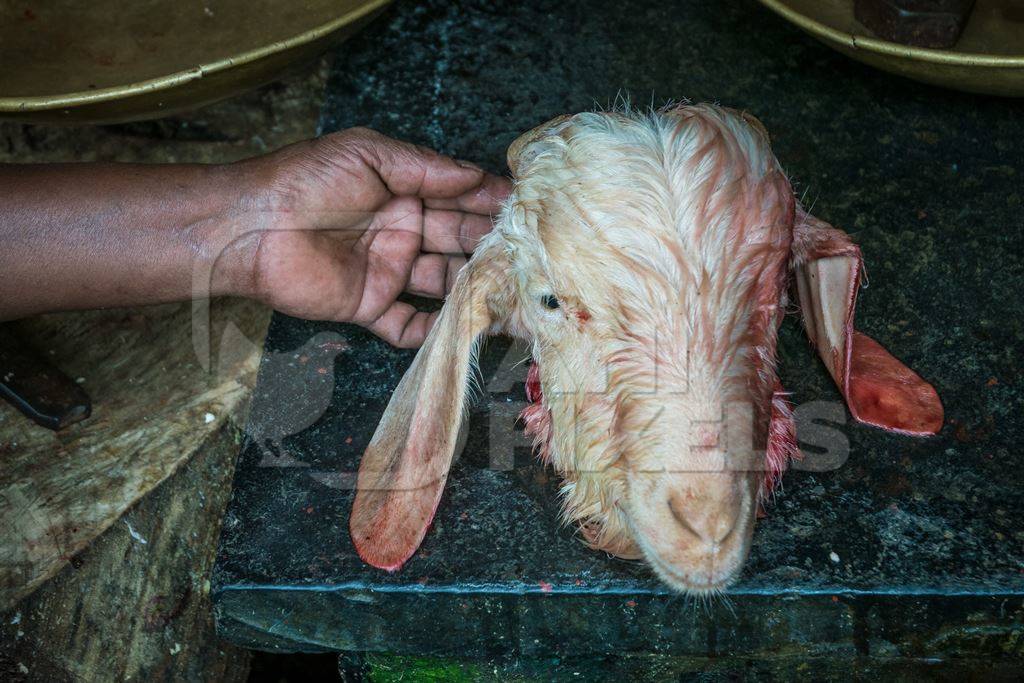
[623,512,748,594]
[642,543,743,594]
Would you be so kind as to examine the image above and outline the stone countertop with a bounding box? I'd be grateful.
[214,0,1024,658]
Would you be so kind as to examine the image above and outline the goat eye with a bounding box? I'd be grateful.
[541,294,560,310]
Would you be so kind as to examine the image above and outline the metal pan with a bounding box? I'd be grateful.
[0,0,391,124]
[758,0,1024,97]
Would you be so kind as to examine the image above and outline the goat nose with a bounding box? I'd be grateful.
[668,494,739,546]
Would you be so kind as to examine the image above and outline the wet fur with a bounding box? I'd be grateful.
[495,104,794,579]
[351,103,940,594]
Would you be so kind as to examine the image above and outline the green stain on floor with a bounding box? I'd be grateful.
[366,655,487,683]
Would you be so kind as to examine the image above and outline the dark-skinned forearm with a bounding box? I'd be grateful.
[0,161,268,320]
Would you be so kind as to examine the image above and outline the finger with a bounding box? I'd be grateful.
[408,253,467,298]
[423,172,512,214]
[359,133,493,200]
[422,210,495,254]
[367,302,439,349]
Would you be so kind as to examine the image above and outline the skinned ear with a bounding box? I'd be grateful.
[721,106,771,145]
[792,207,943,436]
[506,114,573,177]
[350,243,511,570]
[740,112,770,143]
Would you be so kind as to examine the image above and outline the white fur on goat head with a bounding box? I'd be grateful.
[351,104,943,594]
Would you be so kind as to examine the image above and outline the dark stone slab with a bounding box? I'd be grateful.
[214,0,1024,659]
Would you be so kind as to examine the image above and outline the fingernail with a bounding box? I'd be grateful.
[455,159,483,172]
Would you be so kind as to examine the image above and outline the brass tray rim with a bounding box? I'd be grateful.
[758,0,1024,68]
[0,0,391,112]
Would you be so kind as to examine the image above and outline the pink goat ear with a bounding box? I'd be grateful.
[506,114,574,177]
[350,245,510,571]
[791,208,943,436]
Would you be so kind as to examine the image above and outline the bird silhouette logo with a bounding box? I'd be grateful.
[245,330,350,469]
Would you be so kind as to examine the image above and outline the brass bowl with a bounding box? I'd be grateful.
[757,0,1024,97]
[0,0,391,124]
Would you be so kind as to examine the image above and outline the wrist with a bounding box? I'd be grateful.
[198,158,282,302]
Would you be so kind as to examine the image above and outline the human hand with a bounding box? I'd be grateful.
[238,128,511,347]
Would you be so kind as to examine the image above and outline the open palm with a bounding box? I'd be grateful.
[250,128,511,347]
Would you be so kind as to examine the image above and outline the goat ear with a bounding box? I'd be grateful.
[506,114,573,177]
[739,112,770,145]
[350,244,510,571]
[792,207,943,436]
[721,107,771,145]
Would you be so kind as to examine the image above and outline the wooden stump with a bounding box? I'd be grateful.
[0,58,329,681]
[0,424,251,682]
